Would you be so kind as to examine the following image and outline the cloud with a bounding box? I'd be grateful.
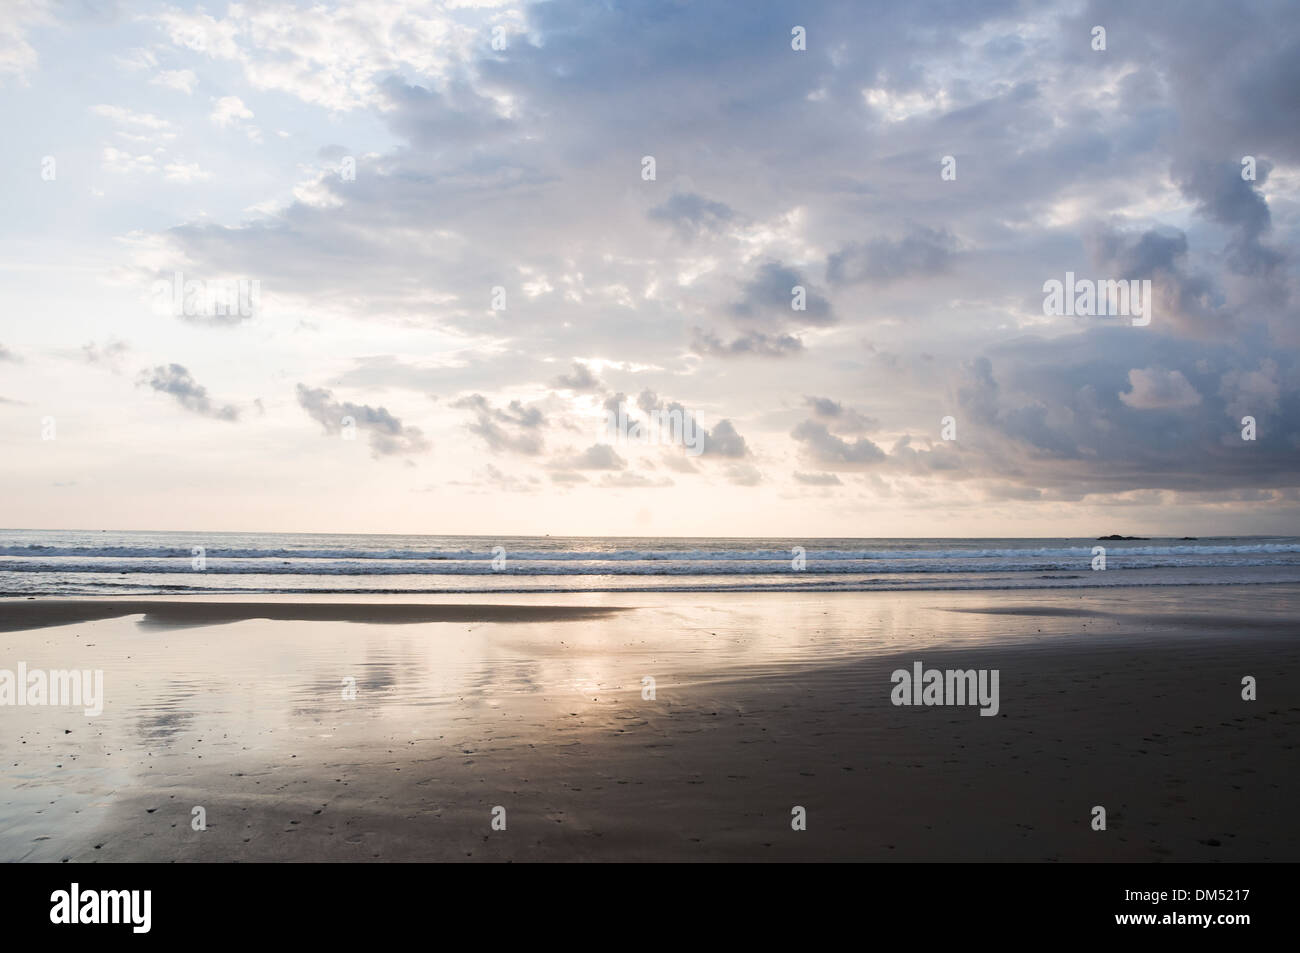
[1085,226,1229,337]
[82,338,129,373]
[791,420,887,468]
[793,471,843,486]
[296,383,430,457]
[551,360,602,391]
[826,227,956,285]
[700,419,749,458]
[551,443,626,471]
[647,192,736,238]
[634,391,750,458]
[150,69,197,94]
[952,336,1300,493]
[90,104,176,132]
[1220,359,1280,421]
[101,145,158,175]
[1172,158,1283,276]
[549,471,588,485]
[691,328,803,358]
[598,471,673,488]
[140,364,240,421]
[724,462,762,486]
[451,464,540,494]
[37,0,1297,528]
[451,393,545,455]
[383,77,515,149]
[0,0,46,84]
[164,162,211,183]
[210,95,253,127]
[731,262,833,325]
[154,1,484,113]
[805,396,878,433]
[1119,367,1202,410]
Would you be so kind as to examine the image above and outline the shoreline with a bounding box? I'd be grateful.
[7,571,1300,602]
[2,579,1298,632]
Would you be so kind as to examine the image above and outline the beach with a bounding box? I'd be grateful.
[6,0,1300,894]
[1,584,1296,862]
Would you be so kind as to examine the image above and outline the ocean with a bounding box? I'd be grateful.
[4,529,1300,596]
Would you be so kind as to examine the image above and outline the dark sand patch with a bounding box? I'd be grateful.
[0,599,627,633]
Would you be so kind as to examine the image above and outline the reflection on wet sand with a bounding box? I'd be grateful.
[1,586,1298,861]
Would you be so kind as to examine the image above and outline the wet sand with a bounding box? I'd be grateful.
[0,599,624,633]
[1,586,1297,861]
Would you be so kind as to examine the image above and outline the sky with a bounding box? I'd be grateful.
[1,0,1298,538]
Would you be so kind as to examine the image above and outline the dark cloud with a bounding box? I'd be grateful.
[793,471,843,486]
[550,443,626,471]
[731,262,833,325]
[951,333,1300,492]
[451,394,545,455]
[296,383,430,457]
[635,390,750,458]
[381,77,518,151]
[552,360,602,391]
[805,395,878,433]
[791,420,887,468]
[827,227,956,286]
[141,365,240,421]
[647,192,736,239]
[1172,159,1283,276]
[701,419,749,458]
[691,328,804,358]
[634,390,659,416]
[1085,226,1228,337]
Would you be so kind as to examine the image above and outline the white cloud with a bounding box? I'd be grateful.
[151,68,197,94]
[164,161,211,183]
[150,1,511,112]
[1119,368,1203,410]
[0,0,47,84]
[91,104,175,131]
[210,95,253,127]
[101,146,158,176]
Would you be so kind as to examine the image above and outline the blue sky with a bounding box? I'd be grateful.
[1,0,1298,536]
